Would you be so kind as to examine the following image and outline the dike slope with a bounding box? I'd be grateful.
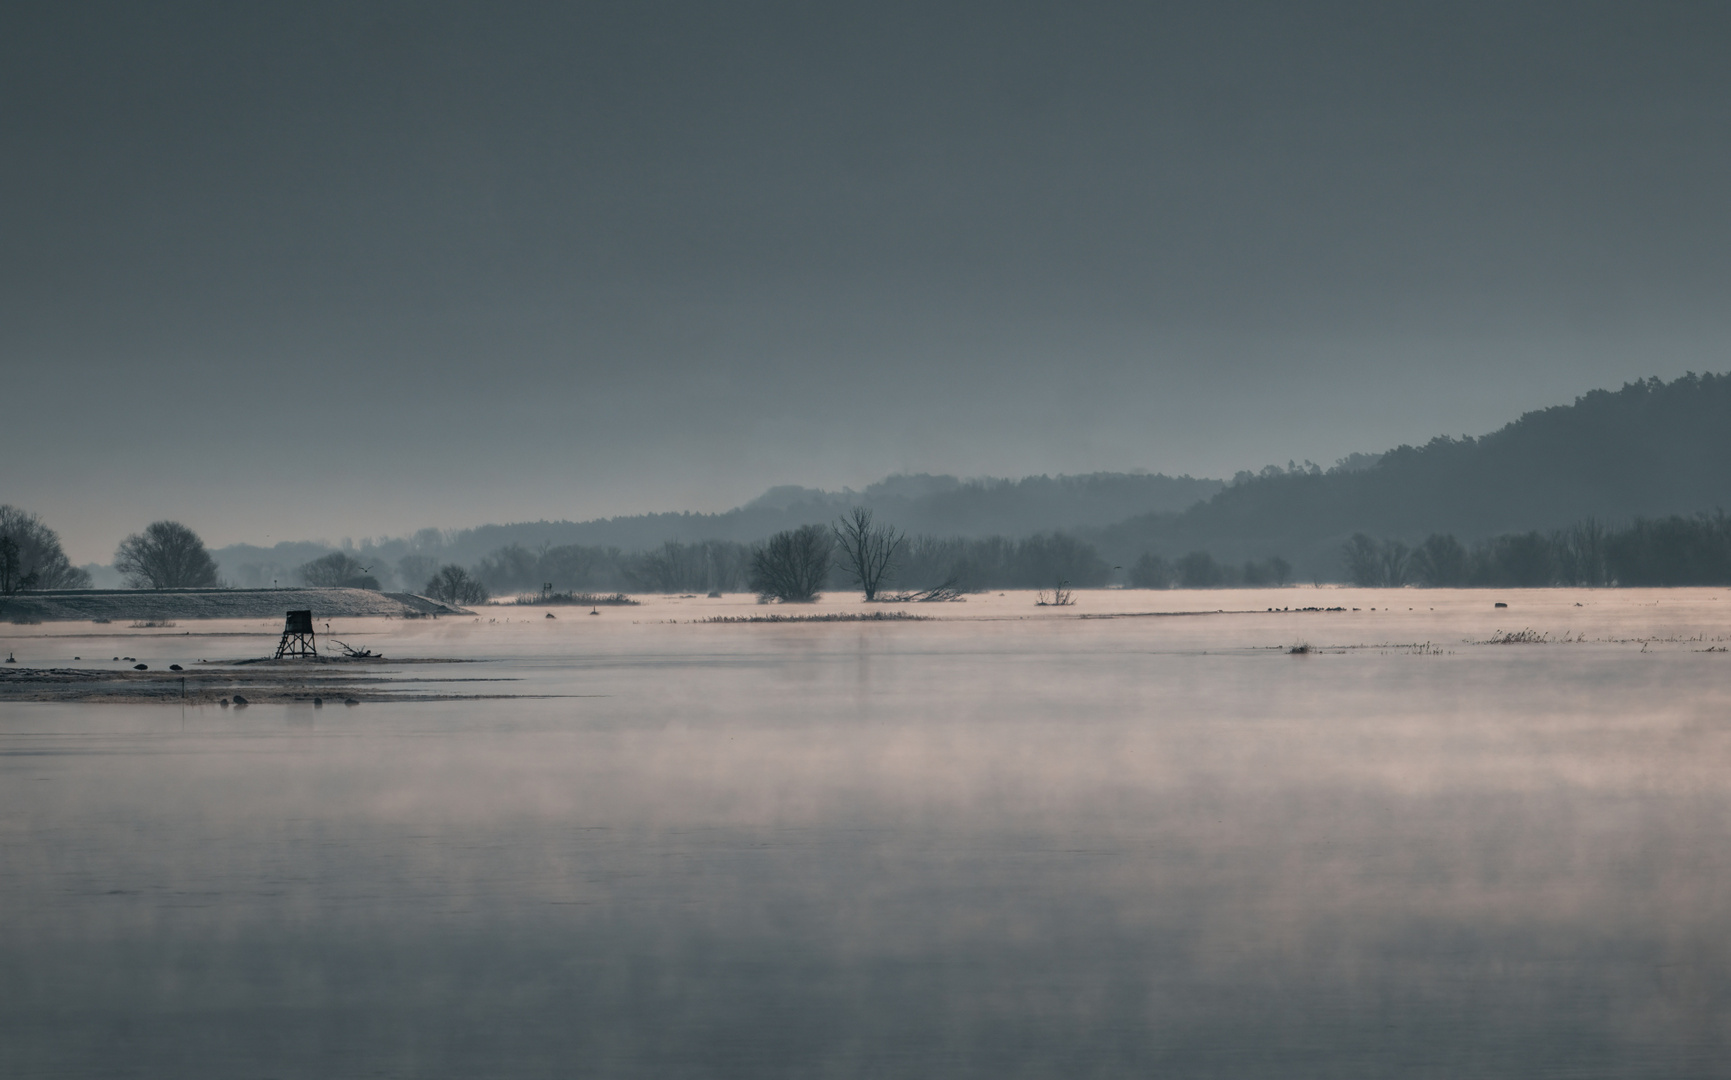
[0,588,467,622]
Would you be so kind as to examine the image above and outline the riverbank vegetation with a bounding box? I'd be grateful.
[1341,513,1731,586]
[458,529,1125,597]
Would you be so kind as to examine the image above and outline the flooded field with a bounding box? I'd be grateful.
[3,588,1729,1077]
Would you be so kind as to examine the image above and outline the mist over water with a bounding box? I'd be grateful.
[8,3,1731,1073]
[3,590,1728,1076]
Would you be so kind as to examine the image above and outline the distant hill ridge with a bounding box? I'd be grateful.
[199,372,1731,587]
[210,471,1223,589]
[1091,371,1731,575]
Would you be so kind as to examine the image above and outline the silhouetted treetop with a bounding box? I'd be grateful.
[0,506,90,591]
[114,521,219,589]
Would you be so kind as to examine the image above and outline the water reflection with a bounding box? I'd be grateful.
[1,593,1728,1076]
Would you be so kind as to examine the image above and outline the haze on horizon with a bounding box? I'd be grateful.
[5,1,1731,563]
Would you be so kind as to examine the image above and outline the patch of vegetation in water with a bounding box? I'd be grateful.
[697,611,929,624]
[516,592,639,606]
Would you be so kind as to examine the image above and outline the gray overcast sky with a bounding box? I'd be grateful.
[5,1,1730,561]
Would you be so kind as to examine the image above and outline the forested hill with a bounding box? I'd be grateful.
[210,471,1220,587]
[737,472,1222,540]
[1093,372,1731,576]
[205,373,1730,589]
[448,472,1219,558]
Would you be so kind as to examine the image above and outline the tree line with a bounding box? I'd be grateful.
[432,525,1124,601]
[397,511,1130,602]
[21,502,1731,602]
[738,514,1297,600]
[1128,551,1292,589]
[1341,513,1731,587]
[0,502,1288,604]
[1094,371,1731,579]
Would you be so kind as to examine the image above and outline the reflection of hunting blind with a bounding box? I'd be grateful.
[275,610,317,659]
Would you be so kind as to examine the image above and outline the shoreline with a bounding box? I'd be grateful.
[0,662,514,705]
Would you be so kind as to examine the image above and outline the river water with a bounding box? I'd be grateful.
[2,589,1728,1077]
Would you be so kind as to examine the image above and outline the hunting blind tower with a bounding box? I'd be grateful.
[275,610,317,659]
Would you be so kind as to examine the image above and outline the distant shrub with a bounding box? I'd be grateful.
[700,610,926,623]
[514,592,638,606]
[750,525,833,602]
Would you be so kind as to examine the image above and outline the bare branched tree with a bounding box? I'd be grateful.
[1380,540,1412,587]
[832,507,904,601]
[298,552,382,590]
[424,564,489,605]
[749,524,832,602]
[1557,518,1610,586]
[1177,551,1224,588]
[0,536,35,595]
[397,554,441,593]
[1411,534,1469,586]
[623,540,748,594]
[1341,533,1382,587]
[114,521,219,589]
[0,505,91,590]
[1342,534,1413,587]
[1129,552,1174,589]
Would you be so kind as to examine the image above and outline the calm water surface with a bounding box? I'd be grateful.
[2,589,1728,1077]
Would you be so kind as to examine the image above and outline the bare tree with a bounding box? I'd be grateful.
[298,552,382,590]
[1177,550,1224,588]
[832,507,904,601]
[424,564,489,605]
[1379,540,1412,587]
[1557,518,1610,586]
[1342,534,1413,587]
[114,521,219,589]
[1129,552,1174,589]
[1341,533,1382,587]
[0,536,35,595]
[0,505,91,590]
[397,553,441,593]
[749,525,832,602]
[1035,580,1075,606]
